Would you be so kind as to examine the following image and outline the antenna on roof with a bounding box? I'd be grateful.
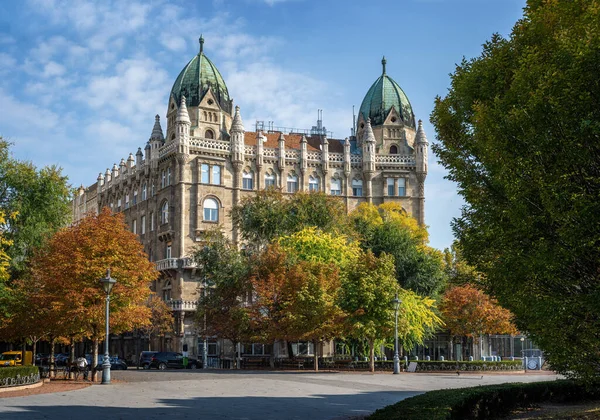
[352,105,356,137]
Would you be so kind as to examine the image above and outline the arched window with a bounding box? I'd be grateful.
[287,173,298,193]
[203,198,219,222]
[167,167,171,185]
[161,201,169,224]
[205,129,214,139]
[330,178,341,195]
[212,165,221,185]
[161,170,166,188]
[352,179,363,197]
[151,183,155,197]
[133,189,138,205]
[203,111,208,121]
[242,170,254,190]
[264,171,276,188]
[142,183,147,201]
[389,145,398,154]
[309,175,320,192]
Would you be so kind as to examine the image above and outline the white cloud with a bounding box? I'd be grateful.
[0,53,17,74]
[160,35,187,52]
[42,61,66,78]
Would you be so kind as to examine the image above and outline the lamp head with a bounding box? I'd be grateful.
[100,269,117,295]
[392,293,401,311]
[520,337,525,342]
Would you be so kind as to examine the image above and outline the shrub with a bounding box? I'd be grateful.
[368,380,600,420]
[415,360,522,372]
[0,366,40,387]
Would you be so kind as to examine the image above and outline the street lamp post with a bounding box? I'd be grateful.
[520,337,526,374]
[100,269,117,385]
[392,294,401,374]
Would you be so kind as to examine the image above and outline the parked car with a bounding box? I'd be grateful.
[148,352,200,370]
[138,351,157,369]
[35,353,50,365]
[85,354,128,370]
[54,353,70,366]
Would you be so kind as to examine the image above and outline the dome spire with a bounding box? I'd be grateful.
[381,56,386,75]
[150,114,164,141]
[231,105,244,133]
[199,35,204,54]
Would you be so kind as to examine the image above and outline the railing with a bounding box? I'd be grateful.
[155,257,196,271]
[307,151,321,161]
[168,299,197,311]
[376,155,415,164]
[328,152,344,163]
[158,141,177,158]
[188,138,231,153]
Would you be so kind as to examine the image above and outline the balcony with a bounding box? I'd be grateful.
[168,299,197,311]
[155,257,197,272]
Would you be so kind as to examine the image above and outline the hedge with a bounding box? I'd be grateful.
[368,380,600,420]
[415,360,522,372]
[0,366,40,388]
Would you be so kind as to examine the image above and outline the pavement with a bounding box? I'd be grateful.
[0,369,560,419]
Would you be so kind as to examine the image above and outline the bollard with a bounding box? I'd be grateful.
[426,356,430,361]
[469,356,474,361]
[440,356,444,361]
[537,356,542,370]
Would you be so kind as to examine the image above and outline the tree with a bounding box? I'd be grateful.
[139,296,174,351]
[231,190,350,250]
[193,230,252,368]
[338,251,400,373]
[31,208,157,380]
[351,203,446,297]
[439,285,517,360]
[250,245,345,370]
[0,138,71,278]
[431,0,600,379]
[443,241,481,287]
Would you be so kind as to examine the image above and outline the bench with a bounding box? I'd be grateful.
[278,359,305,370]
[242,358,266,370]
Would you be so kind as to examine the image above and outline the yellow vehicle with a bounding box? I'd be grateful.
[0,351,33,367]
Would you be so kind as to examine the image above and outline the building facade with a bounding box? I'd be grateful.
[72,38,429,362]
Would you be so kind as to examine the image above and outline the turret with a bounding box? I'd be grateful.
[343,137,351,176]
[362,119,376,173]
[149,115,164,161]
[230,105,245,163]
[105,168,111,184]
[415,119,428,226]
[415,119,428,176]
[112,163,119,180]
[136,147,143,167]
[97,172,104,193]
[300,135,308,174]
[119,158,126,177]
[256,131,265,168]
[127,153,134,170]
[321,135,329,174]
[278,132,286,170]
[175,96,191,154]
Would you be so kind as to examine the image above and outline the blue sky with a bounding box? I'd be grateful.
[0,0,526,251]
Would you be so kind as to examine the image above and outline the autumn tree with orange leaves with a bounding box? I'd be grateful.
[30,208,158,380]
[439,284,517,360]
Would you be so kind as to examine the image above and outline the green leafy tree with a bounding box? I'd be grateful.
[351,203,446,297]
[431,0,600,379]
[231,190,350,250]
[193,230,253,368]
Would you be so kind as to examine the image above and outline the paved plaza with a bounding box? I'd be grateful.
[0,370,559,419]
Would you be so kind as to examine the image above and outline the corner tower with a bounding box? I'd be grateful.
[357,57,416,154]
[166,36,233,142]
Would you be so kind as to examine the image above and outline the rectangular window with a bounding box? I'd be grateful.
[212,165,221,185]
[242,177,253,190]
[167,168,171,185]
[198,341,218,356]
[161,171,166,188]
[330,179,341,195]
[132,219,137,234]
[150,212,154,231]
[201,164,209,183]
[265,174,275,188]
[117,198,122,211]
[125,195,129,209]
[204,207,218,222]
[133,191,138,205]
[166,245,171,259]
[387,178,395,196]
[287,179,298,193]
[398,178,406,196]
[151,183,155,196]
[290,341,314,356]
[352,186,362,196]
[141,215,146,235]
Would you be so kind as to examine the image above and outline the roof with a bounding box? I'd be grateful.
[170,38,231,113]
[243,132,344,153]
[359,57,415,128]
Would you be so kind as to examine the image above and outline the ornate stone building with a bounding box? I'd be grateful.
[72,38,429,362]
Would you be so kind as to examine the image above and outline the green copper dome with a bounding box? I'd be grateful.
[359,57,415,129]
[170,37,231,113]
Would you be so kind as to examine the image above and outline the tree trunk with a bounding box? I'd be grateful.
[368,339,375,373]
[313,340,319,372]
[49,336,56,379]
[92,338,99,382]
[449,336,454,361]
[69,338,75,379]
[32,339,37,366]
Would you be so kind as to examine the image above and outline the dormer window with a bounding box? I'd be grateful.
[205,129,214,139]
[389,145,398,154]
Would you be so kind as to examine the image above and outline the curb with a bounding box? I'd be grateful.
[0,380,43,394]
